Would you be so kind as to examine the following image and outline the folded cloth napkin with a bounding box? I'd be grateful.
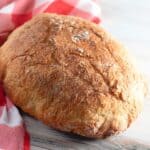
[0,0,101,149]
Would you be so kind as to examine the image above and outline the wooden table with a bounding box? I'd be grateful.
[23,1,150,149]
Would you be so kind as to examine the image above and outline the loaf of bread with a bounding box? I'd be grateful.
[0,13,146,138]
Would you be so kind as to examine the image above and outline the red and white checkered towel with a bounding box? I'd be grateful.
[0,0,101,149]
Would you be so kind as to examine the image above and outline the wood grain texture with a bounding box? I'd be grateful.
[23,0,150,149]
[23,114,150,150]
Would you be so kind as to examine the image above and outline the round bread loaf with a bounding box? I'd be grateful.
[0,13,146,138]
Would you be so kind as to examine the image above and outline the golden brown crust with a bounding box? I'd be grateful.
[0,13,146,138]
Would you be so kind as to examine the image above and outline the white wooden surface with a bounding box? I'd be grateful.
[23,1,150,149]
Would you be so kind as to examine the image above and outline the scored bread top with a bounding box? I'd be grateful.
[0,13,146,138]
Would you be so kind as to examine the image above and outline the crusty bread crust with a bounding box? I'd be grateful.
[0,13,146,138]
